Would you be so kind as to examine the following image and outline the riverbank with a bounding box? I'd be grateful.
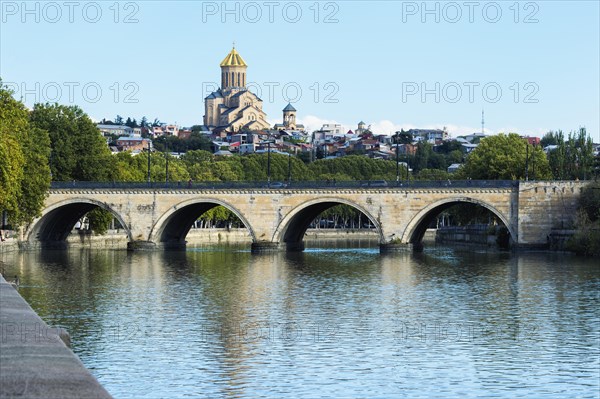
[0,274,112,398]
[2,229,380,250]
[0,236,18,254]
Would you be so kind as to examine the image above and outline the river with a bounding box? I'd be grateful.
[1,242,598,398]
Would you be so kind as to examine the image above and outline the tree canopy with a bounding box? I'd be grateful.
[457,133,552,180]
[30,103,113,181]
[544,129,595,180]
[0,82,51,226]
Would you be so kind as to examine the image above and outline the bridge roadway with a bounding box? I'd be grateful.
[21,180,584,252]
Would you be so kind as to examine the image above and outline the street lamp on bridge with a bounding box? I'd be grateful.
[395,131,400,186]
[261,139,276,187]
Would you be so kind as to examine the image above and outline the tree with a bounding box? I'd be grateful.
[566,181,600,256]
[149,152,190,182]
[30,103,114,181]
[308,155,396,181]
[0,130,25,224]
[14,127,51,225]
[0,82,51,227]
[87,208,114,235]
[457,133,552,180]
[111,152,147,181]
[541,131,559,147]
[579,181,600,222]
[546,128,595,180]
[181,150,214,165]
[413,142,432,173]
[115,115,123,125]
[417,169,449,180]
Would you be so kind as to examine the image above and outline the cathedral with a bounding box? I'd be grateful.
[203,47,271,132]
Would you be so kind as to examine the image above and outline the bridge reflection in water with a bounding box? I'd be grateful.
[21,180,584,252]
[1,246,598,398]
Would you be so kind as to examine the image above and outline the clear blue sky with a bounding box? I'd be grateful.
[2,1,598,140]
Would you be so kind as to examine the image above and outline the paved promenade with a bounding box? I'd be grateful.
[0,274,112,398]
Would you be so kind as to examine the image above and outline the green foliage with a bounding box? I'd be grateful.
[312,204,373,229]
[320,204,358,219]
[198,206,244,228]
[398,129,413,144]
[411,142,448,173]
[0,116,25,219]
[14,127,51,225]
[442,203,500,226]
[540,131,558,147]
[307,155,397,181]
[413,142,432,173]
[446,150,464,165]
[239,153,313,181]
[153,132,211,153]
[87,208,114,235]
[417,169,449,180]
[150,153,190,182]
[111,152,147,182]
[579,182,600,222]
[30,103,113,181]
[457,133,552,180]
[566,209,600,256]
[545,129,595,180]
[565,182,600,256]
[0,81,51,226]
[566,228,600,256]
[181,150,214,165]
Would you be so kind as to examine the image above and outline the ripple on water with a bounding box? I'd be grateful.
[1,247,598,399]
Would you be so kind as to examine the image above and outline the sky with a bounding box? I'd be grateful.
[1,0,599,141]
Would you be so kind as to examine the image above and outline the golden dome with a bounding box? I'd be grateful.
[220,47,247,67]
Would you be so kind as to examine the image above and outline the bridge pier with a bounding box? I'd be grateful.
[160,241,188,251]
[127,240,158,251]
[285,241,306,252]
[38,241,69,250]
[379,242,421,253]
[251,242,282,253]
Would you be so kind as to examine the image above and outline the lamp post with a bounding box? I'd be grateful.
[165,144,169,185]
[147,139,151,184]
[395,131,400,186]
[287,152,292,184]
[261,139,275,187]
[405,153,409,182]
[525,138,529,181]
[532,142,536,180]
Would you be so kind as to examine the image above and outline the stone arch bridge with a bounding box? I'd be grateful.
[21,181,584,252]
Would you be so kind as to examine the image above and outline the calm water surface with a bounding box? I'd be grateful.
[2,242,599,398]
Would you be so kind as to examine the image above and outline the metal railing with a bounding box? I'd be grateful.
[50,180,519,190]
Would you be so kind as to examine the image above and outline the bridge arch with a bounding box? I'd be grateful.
[273,198,384,251]
[25,198,132,248]
[149,198,256,248]
[402,197,516,247]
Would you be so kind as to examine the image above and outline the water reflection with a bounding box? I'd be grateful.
[1,245,598,398]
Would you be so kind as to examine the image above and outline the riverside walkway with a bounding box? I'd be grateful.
[0,274,112,398]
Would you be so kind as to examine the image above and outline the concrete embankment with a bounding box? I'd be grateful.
[0,274,112,398]
[57,228,380,248]
[0,240,19,254]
